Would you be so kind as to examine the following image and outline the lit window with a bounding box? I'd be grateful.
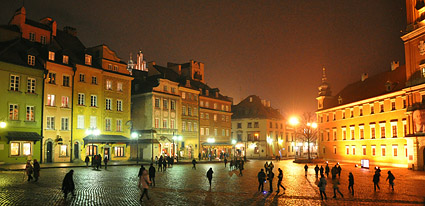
[170,119,175,129]
[105,118,111,131]
[90,116,97,128]
[113,65,118,71]
[77,115,85,129]
[116,119,122,132]
[61,117,69,130]
[117,83,123,92]
[48,73,56,84]
[115,147,124,157]
[27,78,36,93]
[48,51,55,61]
[10,75,20,91]
[46,116,55,130]
[28,55,35,66]
[182,121,186,131]
[60,145,68,157]
[87,145,98,156]
[182,92,186,99]
[22,143,31,156]
[214,103,217,109]
[63,55,69,64]
[106,80,112,90]
[200,128,204,135]
[9,104,18,120]
[117,100,123,111]
[206,128,209,135]
[26,106,34,121]
[162,119,168,128]
[85,54,92,65]
[155,118,159,128]
[214,128,218,136]
[61,96,69,107]
[10,142,20,156]
[214,114,217,121]
[47,94,55,106]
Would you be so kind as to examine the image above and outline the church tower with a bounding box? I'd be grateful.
[316,67,332,110]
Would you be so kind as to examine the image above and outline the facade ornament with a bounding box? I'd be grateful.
[418,40,425,55]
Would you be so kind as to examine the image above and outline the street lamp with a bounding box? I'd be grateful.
[231,139,237,158]
[131,132,139,164]
[86,128,100,165]
[172,134,182,162]
[289,116,299,158]
[207,138,215,161]
[0,121,6,128]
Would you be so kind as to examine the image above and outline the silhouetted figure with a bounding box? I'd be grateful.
[325,164,330,177]
[25,160,33,182]
[304,164,308,176]
[162,158,167,171]
[103,156,108,170]
[348,172,354,195]
[314,165,320,178]
[319,166,324,176]
[268,170,274,192]
[373,171,380,191]
[155,156,158,166]
[85,156,90,167]
[230,159,234,170]
[331,165,337,177]
[264,162,269,174]
[269,162,274,173]
[33,159,40,182]
[257,169,266,192]
[239,160,244,176]
[276,168,286,193]
[206,168,214,188]
[332,176,344,198]
[158,156,163,172]
[149,163,156,187]
[337,165,342,178]
[138,169,151,202]
[224,158,228,168]
[386,171,395,190]
[192,159,197,170]
[62,170,75,199]
[138,165,146,177]
[318,175,327,200]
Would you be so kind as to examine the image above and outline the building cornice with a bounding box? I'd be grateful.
[401,26,425,42]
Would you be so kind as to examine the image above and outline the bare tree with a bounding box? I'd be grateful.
[294,112,318,160]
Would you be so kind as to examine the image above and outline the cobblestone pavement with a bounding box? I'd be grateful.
[0,160,424,206]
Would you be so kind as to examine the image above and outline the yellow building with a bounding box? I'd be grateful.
[179,81,200,160]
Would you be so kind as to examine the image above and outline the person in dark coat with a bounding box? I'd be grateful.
[138,165,146,178]
[98,154,102,169]
[331,165,337,178]
[257,169,266,192]
[304,164,308,176]
[103,156,108,170]
[348,172,354,195]
[336,165,342,178]
[224,158,228,168]
[230,159,234,170]
[373,171,380,191]
[314,165,320,178]
[332,176,344,199]
[239,160,244,176]
[192,159,197,170]
[386,171,395,190]
[276,168,286,193]
[264,162,269,174]
[268,170,275,193]
[158,156,163,172]
[25,160,33,182]
[85,156,90,167]
[149,163,156,187]
[62,170,75,199]
[318,174,327,200]
[206,168,214,188]
[325,164,330,177]
[33,159,40,182]
[319,166,324,176]
[162,158,167,171]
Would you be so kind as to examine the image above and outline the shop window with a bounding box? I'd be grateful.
[87,145,98,156]
[60,145,68,157]
[115,147,125,157]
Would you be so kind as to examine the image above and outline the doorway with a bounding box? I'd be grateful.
[74,142,79,160]
[104,148,110,160]
[46,142,53,163]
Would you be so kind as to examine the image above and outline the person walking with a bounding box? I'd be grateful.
[318,174,327,200]
[386,171,395,190]
[138,165,146,178]
[332,176,344,199]
[348,172,354,195]
[239,160,244,176]
[331,165,337,178]
[62,170,75,199]
[162,157,167,171]
[373,171,381,191]
[25,160,33,182]
[268,170,275,193]
[192,159,197,170]
[314,165,320,178]
[230,159,234,170]
[304,164,308,176]
[264,162,269,174]
[158,156,163,172]
[276,168,286,193]
[337,164,342,178]
[224,158,228,168]
[33,159,40,182]
[85,156,90,167]
[269,162,274,173]
[149,163,156,187]
[138,169,151,202]
[319,166,324,176]
[155,156,158,166]
[103,156,108,170]
[325,164,330,177]
[257,169,266,192]
[206,168,214,188]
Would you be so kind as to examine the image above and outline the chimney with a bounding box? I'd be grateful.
[361,73,368,81]
[185,79,191,87]
[10,7,26,27]
[391,61,399,71]
[63,26,77,36]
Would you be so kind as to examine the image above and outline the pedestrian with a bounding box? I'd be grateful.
[239,160,244,176]
[318,174,327,200]
[276,168,286,193]
[373,171,380,191]
[192,158,197,170]
[138,168,151,202]
[230,159,234,170]
[62,170,75,199]
[85,156,90,167]
[198,152,201,161]
[268,170,274,192]
[162,157,167,171]
[33,159,40,182]
[167,156,171,168]
[25,160,33,182]
[319,166,324,176]
[325,164,330,177]
[206,168,214,188]
[264,162,269,174]
[314,165,320,178]
[149,163,156,187]
[158,156,163,172]
[348,172,354,195]
[331,165,337,178]
[386,171,395,190]
[155,156,158,166]
[337,164,342,178]
[257,169,266,192]
[304,164,308,176]
[138,165,146,177]
[94,155,99,170]
[103,156,108,170]
[97,154,102,169]
[269,162,274,173]
[332,176,344,198]
[224,158,228,168]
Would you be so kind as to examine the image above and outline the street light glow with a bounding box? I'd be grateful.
[232,139,237,145]
[311,122,318,128]
[207,138,215,143]
[0,122,6,128]
[289,116,299,126]
[131,132,138,138]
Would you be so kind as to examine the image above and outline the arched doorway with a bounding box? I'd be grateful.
[46,142,53,163]
[74,142,79,160]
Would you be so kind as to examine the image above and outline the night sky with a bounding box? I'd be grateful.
[1,1,406,117]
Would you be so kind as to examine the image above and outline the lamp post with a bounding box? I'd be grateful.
[86,128,100,165]
[289,116,299,159]
[207,138,215,161]
[173,134,182,162]
[231,139,237,159]
[131,132,139,164]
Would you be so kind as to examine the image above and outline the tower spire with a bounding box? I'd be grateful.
[322,67,327,83]
[318,67,331,96]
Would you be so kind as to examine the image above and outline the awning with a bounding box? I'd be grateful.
[202,142,233,146]
[137,139,160,144]
[6,131,42,143]
[132,129,157,134]
[83,135,131,146]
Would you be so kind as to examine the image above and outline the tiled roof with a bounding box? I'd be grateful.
[25,19,51,30]
[0,38,46,70]
[232,95,283,120]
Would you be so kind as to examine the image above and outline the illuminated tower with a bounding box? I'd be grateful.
[316,67,332,110]
[135,50,147,71]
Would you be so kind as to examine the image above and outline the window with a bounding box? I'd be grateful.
[188,107,192,116]
[48,51,55,61]
[48,73,56,84]
[60,145,68,157]
[360,108,363,116]
[79,74,85,82]
[108,64,112,70]
[163,99,168,109]
[214,128,218,136]
[85,54,92,65]
[46,117,55,130]
[362,145,367,155]
[381,146,386,156]
[23,143,31,155]
[92,76,97,85]
[29,32,35,41]
[342,128,347,140]
[370,104,374,114]
[222,129,225,136]
[392,101,396,110]
[28,55,35,66]
[78,93,85,105]
[27,78,36,93]
[61,96,69,108]
[380,124,386,138]
[77,115,84,129]
[155,98,160,108]
[10,142,32,156]
[346,146,349,155]
[194,123,198,131]
[370,124,376,139]
[334,146,337,154]
[47,94,55,106]
[40,35,46,44]
[350,127,355,140]
[403,120,407,136]
[333,130,337,141]
[170,119,175,129]
[163,85,168,92]
[117,100,123,111]
[182,121,186,131]
[380,103,384,112]
[182,106,186,115]
[200,128,204,135]
[106,98,112,110]
[154,118,159,128]
[117,83,123,92]
[214,103,217,109]
[200,113,204,119]
[163,119,168,128]
[226,129,229,136]
[206,128,210,135]
[372,145,376,156]
[254,122,259,128]
[182,92,186,99]
[226,105,229,111]
[90,116,97,128]
[327,130,330,141]
[270,122,273,128]
[171,100,176,110]
[61,117,69,130]
[26,106,34,121]
[10,142,20,156]
[87,145,98,156]
[392,145,398,157]
[115,147,124,157]
[352,146,356,155]
[359,126,364,139]
[214,114,217,121]
[105,118,111,131]
[116,119,122,131]
[63,55,69,64]
[237,123,242,129]
[171,87,176,93]
[205,101,209,107]
[106,80,112,90]
[188,122,192,131]
[10,75,20,91]
[90,95,97,107]
[391,122,397,138]
[63,76,70,87]
[405,144,408,158]
[200,101,204,107]
[205,113,209,120]
[226,116,229,122]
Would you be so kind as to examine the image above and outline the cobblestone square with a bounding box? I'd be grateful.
[1,160,425,205]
